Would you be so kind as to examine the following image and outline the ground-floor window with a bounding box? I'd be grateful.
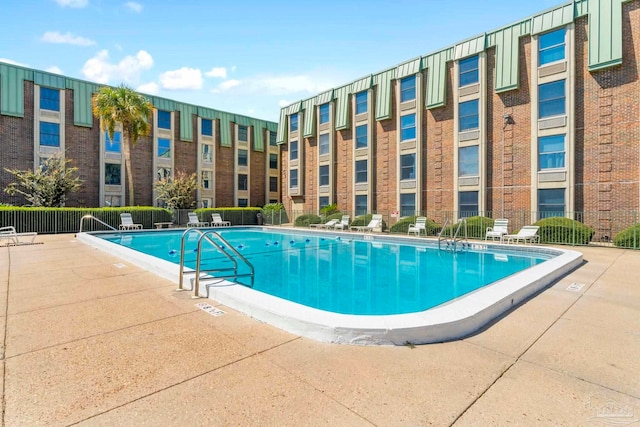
[319,196,329,210]
[400,193,415,217]
[237,198,248,207]
[538,188,565,218]
[355,194,367,215]
[105,163,121,185]
[459,191,478,217]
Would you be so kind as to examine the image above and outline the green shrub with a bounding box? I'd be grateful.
[320,203,339,216]
[440,216,494,239]
[196,207,261,226]
[533,217,594,245]
[261,203,289,225]
[294,213,321,227]
[389,216,440,235]
[350,214,387,231]
[613,224,640,248]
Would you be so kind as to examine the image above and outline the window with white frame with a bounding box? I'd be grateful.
[400,114,416,141]
[538,188,565,218]
[355,91,367,114]
[355,195,367,215]
[290,140,298,160]
[238,174,248,191]
[238,149,248,166]
[157,110,171,129]
[355,124,367,149]
[238,125,248,142]
[201,144,212,162]
[539,27,566,66]
[201,119,213,136]
[105,163,121,185]
[238,198,248,207]
[105,131,121,153]
[269,153,278,169]
[459,55,479,87]
[269,176,278,192]
[158,138,171,158]
[539,135,565,170]
[40,87,60,111]
[459,99,479,131]
[290,169,298,188]
[319,196,329,209]
[539,80,565,118]
[319,165,330,186]
[459,145,479,176]
[355,160,367,183]
[290,113,298,132]
[400,153,416,180]
[40,122,60,147]
[459,191,478,217]
[201,171,211,189]
[319,133,330,155]
[400,75,416,102]
[319,103,329,124]
[400,193,416,217]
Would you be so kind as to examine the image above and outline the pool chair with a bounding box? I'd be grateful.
[350,214,383,233]
[119,213,143,230]
[211,213,231,227]
[0,226,38,246]
[407,217,428,236]
[310,219,339,229]
[505,225,540,244]
[187,212,209,228]
[334,215,350,231]
[485,219,509,242]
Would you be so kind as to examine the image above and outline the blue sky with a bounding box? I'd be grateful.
[2,0,565,122]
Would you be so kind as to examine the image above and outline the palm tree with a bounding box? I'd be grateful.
[93,84,153,206]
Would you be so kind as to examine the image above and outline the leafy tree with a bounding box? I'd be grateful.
[4,155,82,207]
[153,170,199,210]
[92,84,152,206]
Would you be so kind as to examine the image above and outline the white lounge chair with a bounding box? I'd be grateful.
[505,225,540,244]
[187,212,209,228]
[407,217,428,236]
[0,226,38,246]
[350,214,383,233]
[334,215,350,231]
[211,213,231,227]
[310,219,338,229]
[485,219,509,242]
[119,213,143,230]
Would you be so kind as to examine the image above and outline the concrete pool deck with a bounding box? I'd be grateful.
[1,234,639,425]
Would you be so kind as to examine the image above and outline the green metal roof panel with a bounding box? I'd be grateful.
[151,96,175,112]
[276,108,288,144]
[531,2,574,34]
[424,47,453,109]
[253,120,265,152]
[0,63,32,117]
[373,69,395,121]
[454,35,486,60]
[217,111,233,147]
[488,20,530,93]
[234,114,252,126]
[197,106,217,120]
[177,103,196,142]
[302,98,316,138]
[33,71,66,89]
[396,57,422,78]
[334,85,350,130]
[587,0,630,71]
[66,79,99,127]
[351,75,372,93]
[575,0,590,17]
[315,89,333,105]
[285,102,301,115]
[266,121,278,132]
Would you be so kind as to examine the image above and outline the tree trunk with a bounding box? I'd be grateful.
[123,136,135,206]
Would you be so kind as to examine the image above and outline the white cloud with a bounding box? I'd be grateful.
[211,79,241,93]
[41,31,95,46]
[54,0,88,8]
[125,1,142,12]
[136,82,159,94]
[46,66,63,74]
[81,49,153,84]
[278,99,291,107]
[205,67,227,79]
[0,58,28,67]
[159,67,202,90]
[211,73,336,97]
[231,65,237,72]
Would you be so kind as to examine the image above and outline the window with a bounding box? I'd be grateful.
[539,135,565,170]
[459,55,479,87]
[269,153,278,169]
[40,122,60,147]
[400,75,416,102]
[105,131,121,153]
[319,133,330,155]
[400,193,416,217]
[290,140,298,160]
[238,174,248,191]
[238,198,248,207]
[459,191,478,217]
[539,80,565,118]
[319,197,329,209]
[355,160,367,183]
[319,103,329,124]
[400,114,416,141]
[105,163,121,185]
[355,91,367,114]
[290,169,298,188]
[202,199,210,208]
[201,119,213,136]
[539,27,566,66]
[269,176,278,192]
[319,165,330,186]
[355,195,367,215]
[459,146,479,176]
[290,113,298,132]
[269,132,277,146]
[201,171,211,189]
[157,167,171,181]
[202,144,213,162]
[158,138,171,158]
[238,149,248,166]
[105,195,121,207]
[459,99,479,131]
[538,188,565,218]
[355,124,367,149]
[400,153,416,180]
[157,110,171,129]
[40,87,60,111]
[238,125,248,142]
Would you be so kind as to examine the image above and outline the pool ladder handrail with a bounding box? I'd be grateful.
[438,218,469,252]
[177,228,255,298]
[78,214,120,234]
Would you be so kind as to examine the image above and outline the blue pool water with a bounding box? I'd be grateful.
[101,228,551,316]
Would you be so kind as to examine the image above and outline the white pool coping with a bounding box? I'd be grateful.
[77,228,583,346]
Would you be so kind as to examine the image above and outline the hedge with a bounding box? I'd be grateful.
[440,216,493,240]
[533,217,594,245]
[389,216,440,235]
[194,208,262,226]
[350,214,388,231]
[294,214,321,227]
[613,224,640,248]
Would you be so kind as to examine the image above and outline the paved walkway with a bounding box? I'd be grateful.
[1,234,638,426]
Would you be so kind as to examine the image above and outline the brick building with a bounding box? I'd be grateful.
[276,0,640,239]
[0,65,280,208]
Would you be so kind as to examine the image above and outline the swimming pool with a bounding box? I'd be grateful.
[78,227,583,345]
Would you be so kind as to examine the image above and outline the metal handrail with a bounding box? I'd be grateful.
[438,218,468,252]
[78,214,119,234]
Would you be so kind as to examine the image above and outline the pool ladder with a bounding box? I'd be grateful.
[438,218,469,252]
[177,228,255,298]
[77,214,120,234]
